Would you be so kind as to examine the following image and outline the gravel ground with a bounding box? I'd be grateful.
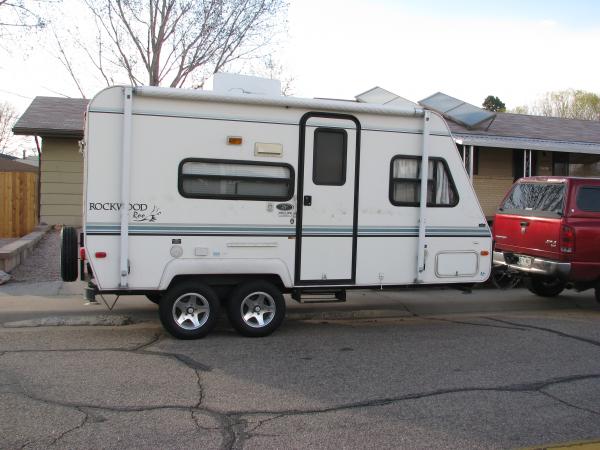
[9,229,61,282]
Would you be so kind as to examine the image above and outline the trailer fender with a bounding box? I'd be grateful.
[158,258,293,291]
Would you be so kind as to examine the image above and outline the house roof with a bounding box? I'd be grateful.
[447,112,600,144]
[11,93,600,155]
[12,96,89,138]
[420,94,600,155]
[0,158,38,173]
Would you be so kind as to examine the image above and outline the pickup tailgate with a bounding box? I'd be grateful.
[494,181,566,261]
[494,214,562,260]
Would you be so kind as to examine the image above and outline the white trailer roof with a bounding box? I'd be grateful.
[134,86,425,119]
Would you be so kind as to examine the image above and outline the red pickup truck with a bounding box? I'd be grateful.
[493,177,600,301]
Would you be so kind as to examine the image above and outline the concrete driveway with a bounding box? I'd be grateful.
[1,284,599,449]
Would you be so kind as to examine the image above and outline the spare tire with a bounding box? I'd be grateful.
[60,226,79,282]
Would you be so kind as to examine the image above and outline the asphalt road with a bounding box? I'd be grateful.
[1,285,599,449]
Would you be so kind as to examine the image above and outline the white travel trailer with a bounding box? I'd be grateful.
[61,74,492,339]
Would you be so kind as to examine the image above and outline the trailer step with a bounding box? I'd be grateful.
[291,289,346,303]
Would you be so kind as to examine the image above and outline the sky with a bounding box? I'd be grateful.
[1,0,600,153]
[282,0,600,107]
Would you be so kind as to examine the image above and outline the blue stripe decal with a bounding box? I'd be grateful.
[86,223,491,237]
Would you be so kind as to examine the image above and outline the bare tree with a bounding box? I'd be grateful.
[55,0,287,92]
[0,0,51,36]
[0,101,18,154]
[512,89,600,120]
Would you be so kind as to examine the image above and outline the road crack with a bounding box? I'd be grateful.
[130,332,162,351]
[483,317,600,348]
[539,390,600,417]
[48,406,88,447]
[426,317,527,331]
[6,370,600,449]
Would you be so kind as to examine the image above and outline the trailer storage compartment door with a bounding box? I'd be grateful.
[296,114,360,284]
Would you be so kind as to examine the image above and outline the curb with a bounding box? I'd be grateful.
[0,224,52,272]
[3,314,134,328]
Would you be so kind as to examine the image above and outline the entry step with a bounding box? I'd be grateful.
[291,289,346,304]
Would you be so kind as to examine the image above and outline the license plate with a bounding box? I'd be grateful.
[518,256,532,267]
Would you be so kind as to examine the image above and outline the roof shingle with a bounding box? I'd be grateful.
[444,110,600,145]
[12,96,89,138]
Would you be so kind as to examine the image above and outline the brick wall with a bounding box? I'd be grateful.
[473,176,515,218]
[473,148,514,218]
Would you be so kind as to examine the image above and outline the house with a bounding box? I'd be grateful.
[12,90,600,226]
[12,97,89,226]
[420,92,600,218]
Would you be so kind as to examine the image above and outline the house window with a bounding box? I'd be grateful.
[389,156,458,207]
[312,127,347,186]
[179,159,294,201]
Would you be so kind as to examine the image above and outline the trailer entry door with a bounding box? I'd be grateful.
[295,113,360,285]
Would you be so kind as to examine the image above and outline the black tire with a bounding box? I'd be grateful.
[491,267,521,290]
[159,282,220,339]
[595,285,600,303]
[526,276,566,297]
[226,280,285,337]
[146,294,162,304]
[60,226,78,282]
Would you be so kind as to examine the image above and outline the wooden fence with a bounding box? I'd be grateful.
[0,172,38,238]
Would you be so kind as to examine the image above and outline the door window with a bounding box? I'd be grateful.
[312,128,347,186]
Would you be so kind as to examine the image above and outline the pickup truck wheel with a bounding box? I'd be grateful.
[226,281,285,337]
[60,226,78,282]
[526,276,566,297]
[159,283,220,339]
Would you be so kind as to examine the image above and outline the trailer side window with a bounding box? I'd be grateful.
[313,128,347,186]
[389,156,458,207]
[179,159,294,201]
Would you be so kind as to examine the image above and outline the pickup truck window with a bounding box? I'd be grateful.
[500,183,565,216]
[576,187,600,212]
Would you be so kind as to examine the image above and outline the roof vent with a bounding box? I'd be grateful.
[206,73,281,97]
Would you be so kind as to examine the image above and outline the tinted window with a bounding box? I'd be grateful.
[179,159,293,201]
[390,156,458,207]
[576,187,600,212]
[313,128,347,185]
[501,183,565,214]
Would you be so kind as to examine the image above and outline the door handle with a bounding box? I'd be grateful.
[304,195,312,206]
[520,221,529,227]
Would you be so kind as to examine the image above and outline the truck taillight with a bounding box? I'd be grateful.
[79,248,86,260]
[560,225,575,253]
